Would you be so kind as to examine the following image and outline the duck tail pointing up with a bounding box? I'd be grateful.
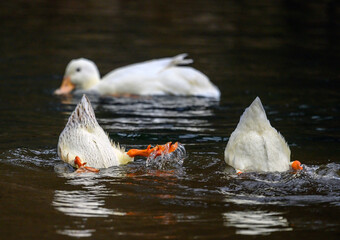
[169,53,194,67]
[237,97,270,131]
[66,94,98,128]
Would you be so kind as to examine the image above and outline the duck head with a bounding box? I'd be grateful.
[54,58,100,95]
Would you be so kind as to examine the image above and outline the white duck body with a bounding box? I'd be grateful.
[57,95,133,168]
[57,54,220,98]
[224,97,291,172]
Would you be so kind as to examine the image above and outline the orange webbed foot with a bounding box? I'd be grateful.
[127,142,180,158]
[153,142,178,157]
[127,145,154,157]
[74,156,100,173]
[291,160,303,171]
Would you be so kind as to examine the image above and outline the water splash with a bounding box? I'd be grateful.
[146,143,186,169]
[220,163,340,206]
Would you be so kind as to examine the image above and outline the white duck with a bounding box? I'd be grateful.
[57,94,180,172]
[224,97,302,173]
[57,95,134,171]
[54,54,220,98]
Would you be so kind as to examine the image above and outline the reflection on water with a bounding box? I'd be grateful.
[223,211,292,235]
[53,189,122,218]
[56,229,96,238]
[52,166,185,238]
[53,174,125,218]
[60,94,218,130]
[52,174,125,238]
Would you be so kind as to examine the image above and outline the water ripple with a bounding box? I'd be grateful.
[52,175,125,218]
[0,147,59,169]
[223,211,292,235]
[219,163,340,206]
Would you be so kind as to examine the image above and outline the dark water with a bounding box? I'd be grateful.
[0,0,339,239]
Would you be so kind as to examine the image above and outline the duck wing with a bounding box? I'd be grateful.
[98,54,219,98]
[102,54,193,81]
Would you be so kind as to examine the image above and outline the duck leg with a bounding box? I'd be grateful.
[74,156,100,173]
[127,142,179,158]
[126,145,154,157]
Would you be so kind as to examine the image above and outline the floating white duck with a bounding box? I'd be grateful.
[224,97,302,173]
[54,54,220,98]
[57,95,180,172]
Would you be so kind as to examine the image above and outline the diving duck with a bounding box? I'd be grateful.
[224,97,302,173]
[57,95,180,172]
[54,54,220,99]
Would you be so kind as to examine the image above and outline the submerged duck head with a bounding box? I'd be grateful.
[54,58,100,95]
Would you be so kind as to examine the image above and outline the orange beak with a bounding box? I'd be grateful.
[291,160,303,171]
[54,76,75,95]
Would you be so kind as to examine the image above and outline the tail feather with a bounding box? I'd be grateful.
[168,53,193,67]
[237,97,270,132]
[66,94,98,128]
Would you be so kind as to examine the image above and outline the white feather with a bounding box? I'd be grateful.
[224,97,291,172]
[57,95,133,168]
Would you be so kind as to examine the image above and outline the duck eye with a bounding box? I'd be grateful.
[76,67,81,72]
